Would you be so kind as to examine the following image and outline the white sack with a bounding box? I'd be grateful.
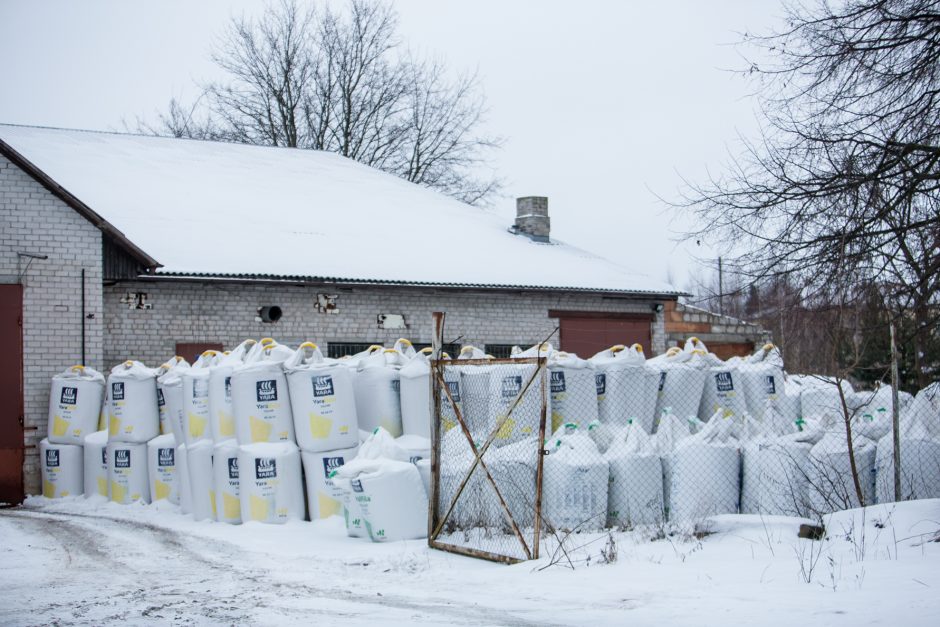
[232,344,295,444]
[181,351,220,447]
[107,361,159,443]
[333,458,428,542]
[651,349,708,429]
[874,393,940,503]
[187,438,216,521]
[147,433,179,504]
[737,345,786,422]
[591,344,659,434]
[605,421,664,526]
[548,352,598,433]
[48,365,105,445]
[542,424,609,531]
[354,348,406,437]
[156,357,189,437]
[238,442,304,524]
[301,445,359,520]
[82,430,109,499]
[213,439,241,524]
[285,343,358,452]
[667,413,740,522]
[177,443,192,514]
[40,438,82,498]
[209,340,257,443]
[107,441,149,504]
[806,432,876,514]
[399,352,432,438]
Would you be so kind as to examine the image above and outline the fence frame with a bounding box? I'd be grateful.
[427,355,549,564]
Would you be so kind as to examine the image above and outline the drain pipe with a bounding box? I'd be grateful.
[81,268,86,366]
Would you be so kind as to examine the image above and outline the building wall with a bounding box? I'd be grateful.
[0,153,104,495]
[104,280,668,366]
[664,301,770,358]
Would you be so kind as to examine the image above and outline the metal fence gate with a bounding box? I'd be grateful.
[428,356,548,564]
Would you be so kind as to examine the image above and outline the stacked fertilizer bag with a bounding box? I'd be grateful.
[541,423,609,532]
[332,427,429,542]
[353,345,408,437]
[590,344,658,434]
[601,419,665,527]
[181,351,221,447]
[736,344,786,422]
[649,346,708,433]
[106,360,158,504]
[208,339,258,443]
[687,338,751,424]
[232,342,295,445]
[399,346,460,439]
[875,382,940,503]
[804,411,877,515]
[41,365,106,499]
[284,342,360,521]
[546,349,598,434]
[157,357,189,444]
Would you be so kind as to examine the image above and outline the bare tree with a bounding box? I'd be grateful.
[679,0,940,386]
[140,0,502,205]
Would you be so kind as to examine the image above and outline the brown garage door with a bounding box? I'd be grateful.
[0,285,24,505]
[552,311,653,358]
[175,342,225,364]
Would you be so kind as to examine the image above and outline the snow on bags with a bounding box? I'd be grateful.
[181,351,220,447]
[332,458,428,542]
[107,360,159,443]
[541,424,609,531]
[40,438,82,498]
[300,445,359,520]
[232,343,295,444]
[874,394,940,503]
[354,348,406,437]
[591,344,659,433]
[83,430,109,499]
[213,439,241,524]
[187,438,216,521]
[147,433,179,504]
[737,344,786,421]
[284,343,358,452]
[209,340,257,443]
[605,421,664,526]
[548,351,598,433]
[651,348,707,430]
[157,360,188,445]
[48,365,105,445]
[800,378,853,422]
[806,431,876,514]
[395,435,431,464]
[399,351,432,438]
[107,440,149,504]
[177,443,192,515]
[238,442,304,524]
[667,411,741,522]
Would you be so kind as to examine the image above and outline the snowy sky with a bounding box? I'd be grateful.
[0,0,783,290]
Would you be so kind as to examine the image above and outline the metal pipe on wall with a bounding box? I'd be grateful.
[81,268,86,366]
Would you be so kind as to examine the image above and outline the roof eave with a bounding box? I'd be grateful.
[0,137,162,272]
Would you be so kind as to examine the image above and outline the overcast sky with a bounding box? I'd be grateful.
[0,0,783,290]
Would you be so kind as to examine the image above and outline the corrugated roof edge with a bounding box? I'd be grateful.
[139,271,690,298]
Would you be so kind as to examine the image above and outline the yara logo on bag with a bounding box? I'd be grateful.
[157,389,165,407]
[595,373,606,395]
[501,375,522,399]
[60,386,77,405]
[228,457,239,480]
[764,375,777,395]
[312,375,334,398]
[115,449,130,468]
[715,372,734,393]
[224,376,232,400]
[446,380,461,402]
[255,457,276,479]
[46,449,59,467]
[550,371,566,393]
[158,448,174,467]
[322,456,344,478]
[351,478,364,493]
[256,379,278,402]
[112,382,125,400]
[193,379,209,398]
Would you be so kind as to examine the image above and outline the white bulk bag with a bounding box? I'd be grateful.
[548,352,598,433]
[301,445,359,520]
[48,365,105,445]
[107,361,159,443]
[542,424,609,531]
[435,429,485,530]
[651,349,708,429]
[416,458,431,495]
[213,439,241,524]
[177,443,192,514]
[238,442,304,524]
[83,430,109,499]
[740,419,820,517]
[667,412,741,522]
[395,435,431,464]
[209,340,257,443]
[284,343,358,452]
[737,344,786,421]
[232,344,295,444]
[874,393,940,503]
[157,362,188,445]
[806,432,876,514]
[591,344,659,433]
[107,441,149,504]
[800,378,854,422]
[332,458,429,542]
[187,439,216,521]
[156,357,189,436]
[181,351,220,447]
[147,433,179,504]
[393,338,417,359]
[40,438,82,498]
[605,421,664,526]
[354,348,406,437]
[461,362,546,445]
[399,352,432,438]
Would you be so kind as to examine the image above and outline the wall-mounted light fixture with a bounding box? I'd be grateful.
[652,303,664,313]
[257,306,283,323]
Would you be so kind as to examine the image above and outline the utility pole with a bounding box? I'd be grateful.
[890,322,902,502]
[718,256,724,315]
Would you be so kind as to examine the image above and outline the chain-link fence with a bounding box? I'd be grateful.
[429,341,940,563]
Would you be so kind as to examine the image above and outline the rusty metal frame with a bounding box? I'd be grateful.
[427,319,548,564]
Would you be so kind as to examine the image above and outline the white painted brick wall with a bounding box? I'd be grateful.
[0,153,104,495]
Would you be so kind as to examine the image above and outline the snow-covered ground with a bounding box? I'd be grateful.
[2,497,938,626]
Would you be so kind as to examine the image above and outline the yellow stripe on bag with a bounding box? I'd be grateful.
[249,494,269,521]
[317,491,342,518]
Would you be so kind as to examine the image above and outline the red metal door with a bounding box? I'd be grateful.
[556,313,652,357]
[175,342,224,364]
[0,284,24,505]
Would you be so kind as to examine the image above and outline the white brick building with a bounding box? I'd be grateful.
[1,124,761,500]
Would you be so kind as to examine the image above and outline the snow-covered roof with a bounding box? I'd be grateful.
[0,124,681,295]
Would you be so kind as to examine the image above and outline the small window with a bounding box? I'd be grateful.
[411,342,462,358]
[327,342,383,359]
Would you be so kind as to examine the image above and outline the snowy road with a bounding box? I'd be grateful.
[2,498,939,626]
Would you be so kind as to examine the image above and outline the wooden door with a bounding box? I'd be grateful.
[0,284,24,505]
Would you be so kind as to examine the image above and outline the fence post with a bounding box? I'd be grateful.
[889,322,902,502]
[428,312,446,545]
